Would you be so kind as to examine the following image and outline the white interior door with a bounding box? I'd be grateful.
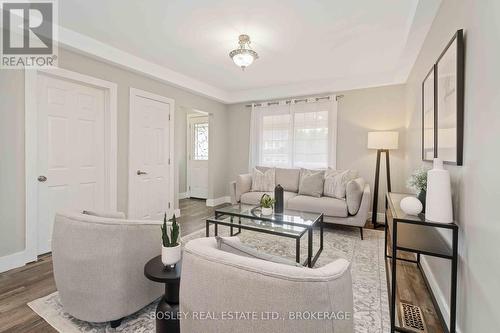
[129,89,173,220]
[37,74,106,254]
[188,116,209,199]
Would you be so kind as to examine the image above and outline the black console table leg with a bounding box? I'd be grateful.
[390,219,398,332]
[450,228,458,333]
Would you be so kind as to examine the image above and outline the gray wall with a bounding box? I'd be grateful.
[0,47,228,257]
[0,69,25,256]
[404,0,500,331]
[227,84,408,218]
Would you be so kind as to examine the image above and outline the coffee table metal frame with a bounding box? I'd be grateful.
[206,207,323,268]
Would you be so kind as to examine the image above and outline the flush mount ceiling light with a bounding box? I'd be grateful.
[229,34,259,70]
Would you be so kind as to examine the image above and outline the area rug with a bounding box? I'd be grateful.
[28,225,389,333]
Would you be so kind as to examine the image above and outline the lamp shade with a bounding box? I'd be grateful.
[367,131,399,150]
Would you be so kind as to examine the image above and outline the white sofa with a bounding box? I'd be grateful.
[180,237,354,333]
[52,211,164,327]
[230,168,371,239]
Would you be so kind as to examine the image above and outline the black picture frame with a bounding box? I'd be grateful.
[435,29,465,165]
[422,65,436,162]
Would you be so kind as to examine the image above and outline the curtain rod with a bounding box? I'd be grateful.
[244,94,344,107]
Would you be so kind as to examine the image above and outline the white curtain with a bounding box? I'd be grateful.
[248,96,337,171]
[248,104,261,171]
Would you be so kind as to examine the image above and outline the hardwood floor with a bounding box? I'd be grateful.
[0,199,444,333]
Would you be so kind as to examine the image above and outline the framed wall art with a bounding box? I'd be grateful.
[435,29,464,165]
[421,29,464,165]
[422,65,436,161]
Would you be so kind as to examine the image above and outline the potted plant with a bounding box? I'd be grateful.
[260,194,275,216]
[407,167,428,208]
[161,213,181,268]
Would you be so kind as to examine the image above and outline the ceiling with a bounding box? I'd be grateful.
[58,0,441,103]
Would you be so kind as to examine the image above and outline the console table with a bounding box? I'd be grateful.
[385,192,459,333]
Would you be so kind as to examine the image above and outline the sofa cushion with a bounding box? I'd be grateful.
[251,167,275,192]
[346,178,366,215]
[275,168,300,192]
[241,191,297,206]
[323,169,358,199]
[298,169,325,198]
[216,236,303,267]
[287,195,348,218]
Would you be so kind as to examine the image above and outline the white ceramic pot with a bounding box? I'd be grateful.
[161,244,181,267]
[425,158,453,223]
[261,207,273,216]
[400,196,423,216]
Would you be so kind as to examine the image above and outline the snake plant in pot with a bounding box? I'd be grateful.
[161,213,181,267]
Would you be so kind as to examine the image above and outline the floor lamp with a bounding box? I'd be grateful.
[367,131,399,228]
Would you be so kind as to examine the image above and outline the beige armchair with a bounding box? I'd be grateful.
[52,212,165,327]
[180,237,354,333]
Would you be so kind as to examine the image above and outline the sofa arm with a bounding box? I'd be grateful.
[346,178,366,215]
[354,183,371,224]
[235,173,252,202]
[229,181,237,204]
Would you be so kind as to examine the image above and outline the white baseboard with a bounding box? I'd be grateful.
[419,257,462,333]
[206,196,231,207]
[0,250,31,273]
[178,192,189,200]
[173,208,181,217]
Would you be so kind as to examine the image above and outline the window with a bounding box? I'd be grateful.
[250,98,337,169]
[261,114,290,167]
[193,122,208,160]
[293,110,329,169]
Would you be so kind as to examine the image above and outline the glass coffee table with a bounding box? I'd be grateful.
[206,204,323,268]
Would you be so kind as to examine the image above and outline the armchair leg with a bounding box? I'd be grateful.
[359,227,364,240]
[110,318,123,328]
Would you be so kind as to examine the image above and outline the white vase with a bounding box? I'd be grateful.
[261,207,273,215]
[400,196,423,216]
[161,244,181,267]
[425,158,453,223]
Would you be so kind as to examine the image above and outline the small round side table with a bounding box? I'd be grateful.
[144,256,181,333]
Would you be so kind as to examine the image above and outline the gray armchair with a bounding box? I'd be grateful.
[180,237,354,333]
[52,212,164,326]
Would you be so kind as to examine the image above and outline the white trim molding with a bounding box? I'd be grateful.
[206,196,232,207]
[58,27,229,103]
[178,192,189,200]
[50,0,442,106]
[420,257,463,333]
[0,251,35,274]
[128,88,176,220]
[24,67,118,262]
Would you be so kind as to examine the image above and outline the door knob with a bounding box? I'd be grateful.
[137,170,148,175]
[38,175,47,182]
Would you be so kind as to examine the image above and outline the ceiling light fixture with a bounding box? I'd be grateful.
[229,34,258,70]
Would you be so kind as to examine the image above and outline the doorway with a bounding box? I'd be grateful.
[128,88,175,220]
[187,112,209,200]
[25,68,117,257]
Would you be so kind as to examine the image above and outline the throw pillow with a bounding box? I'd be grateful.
[298,168,325,198]
[251,167,275,192]
[323,168,359,199]
[216,236,303,267]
